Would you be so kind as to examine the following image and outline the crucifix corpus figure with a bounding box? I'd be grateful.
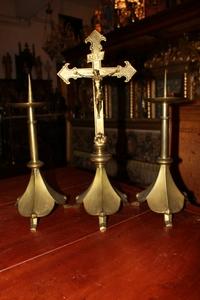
[58,30,136,232]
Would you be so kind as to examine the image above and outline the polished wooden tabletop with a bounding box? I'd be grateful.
[0,167,200,300]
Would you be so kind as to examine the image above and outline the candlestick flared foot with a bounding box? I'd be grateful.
[136,164,184,226]
[17,168,66,230]
[76,166,124,231]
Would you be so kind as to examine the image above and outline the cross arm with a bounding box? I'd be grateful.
[57,61,136,85]
[57,63,93,84]
[100,61,136,82]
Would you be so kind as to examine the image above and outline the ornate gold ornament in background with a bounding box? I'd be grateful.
[137,69,189,227]
[15,75,66,231]
[114,0,145,27]
[58,30,136,231]
[144,36,200,100]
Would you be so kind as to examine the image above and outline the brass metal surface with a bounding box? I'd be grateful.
[11,102,44,108]
[137,69,188,226]
[58,30,135,231]
[17,75,66,230]
[146,97,187,104]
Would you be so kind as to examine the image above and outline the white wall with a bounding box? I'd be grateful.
[0,0,100,88]
[60,0,100,25]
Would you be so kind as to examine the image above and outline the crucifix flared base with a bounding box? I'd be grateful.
[76,137,126,232]
[76,166,126,232]
[136,163,184,227]
[17,167,66,231]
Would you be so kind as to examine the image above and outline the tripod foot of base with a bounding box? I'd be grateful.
[164,212,173,227]
[30,213,38,231]
[99,212,107,232]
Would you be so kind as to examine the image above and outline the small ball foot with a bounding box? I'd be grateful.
[30,213,38,232]
[99,212,107,232]
[164,212,172,227]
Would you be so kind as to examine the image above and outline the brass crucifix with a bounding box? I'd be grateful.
[58,30,136,231]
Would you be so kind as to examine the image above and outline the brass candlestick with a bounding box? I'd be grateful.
[137,70,187,226]
[15,75,66,231]
[58,30,136,231]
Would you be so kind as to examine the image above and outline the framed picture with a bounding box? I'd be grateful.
[156,74,183,98]
[58,14,83,49]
